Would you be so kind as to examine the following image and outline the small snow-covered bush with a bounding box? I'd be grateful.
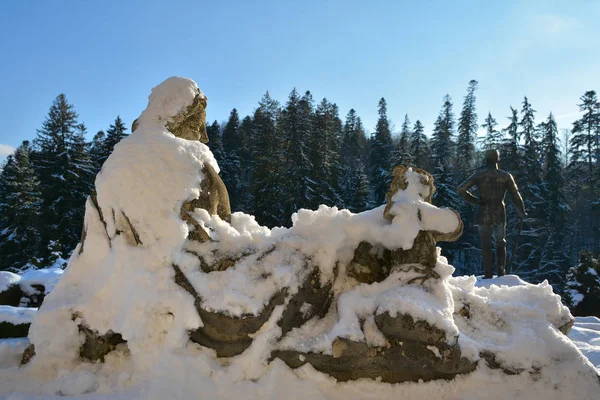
[563,251,600,317]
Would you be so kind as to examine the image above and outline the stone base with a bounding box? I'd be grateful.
[174,262,334,358]
[0,284,45,308]
[20,344,35,365]
[375,312,450,345]
[273,338,476,383]
[78,324,127,362]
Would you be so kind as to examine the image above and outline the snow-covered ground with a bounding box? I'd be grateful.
[0,268,63,296]
[0,273,597,400]
[0,315,598,400]
[569,316,600,370]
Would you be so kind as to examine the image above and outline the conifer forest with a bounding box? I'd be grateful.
[1,80,599,296]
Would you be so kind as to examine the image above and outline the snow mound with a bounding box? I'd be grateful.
[569,316,600,371]
[0,268,64,295]
[0,306,36,325]
[19,268,64,295]
[0,271,20,293]
[0,338,29,369]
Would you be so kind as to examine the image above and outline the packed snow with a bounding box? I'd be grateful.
[0,77,597,399]
[0,268,64,295]
[0,338,29,369]
[569,316,600,370]
[0,272,20,293]
[0,306,36,325]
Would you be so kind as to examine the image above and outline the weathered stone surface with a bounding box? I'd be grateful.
[273,338,476,383]
[0,322,30,339]
[165,91,208,142]
[480,351,526,376]
[384,166,436,218]
[182,162,231,225]
[78,324,127,362]
[375,312,450,345]
[558,317,575,336]
[347,242,390,284]
[195,291,285,344]
[0,284,24,307]
[278,267,334,336]
[174,259,333,357]
[173,264,284,357]
[20,344,35,366]
[381,165,463,284]
[391,231,439,271]
[0,283,45,308]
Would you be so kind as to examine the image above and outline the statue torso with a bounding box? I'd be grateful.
[471,168,512,226]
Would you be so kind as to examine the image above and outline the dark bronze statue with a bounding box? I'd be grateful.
[457,150,526,278]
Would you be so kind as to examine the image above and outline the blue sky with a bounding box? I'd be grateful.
[0,0,599,160]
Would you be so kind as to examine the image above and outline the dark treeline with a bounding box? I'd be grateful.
[1,81,599,295]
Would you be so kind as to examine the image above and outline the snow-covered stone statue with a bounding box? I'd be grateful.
[5,77,598,399]
[384,165,463,283]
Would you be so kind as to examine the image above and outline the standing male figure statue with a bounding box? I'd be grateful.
[457,150,527,278]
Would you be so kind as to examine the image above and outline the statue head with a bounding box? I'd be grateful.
[131,77,209,143]
[165,91,208,143]
[484,149,499,167]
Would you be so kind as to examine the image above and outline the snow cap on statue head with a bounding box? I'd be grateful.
[132,76,208,143]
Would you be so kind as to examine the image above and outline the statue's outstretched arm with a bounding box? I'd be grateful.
[456,176,482,206]
[507,174,527,219]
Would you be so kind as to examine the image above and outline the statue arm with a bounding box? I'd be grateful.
[456,176,483,206]
[507,174,527,219]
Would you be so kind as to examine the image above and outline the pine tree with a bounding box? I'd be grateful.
[569,91,600,177]
[222,108,240,154]
[251,92,284,227]
[541,113,568,224]
[310,98,343,209]
[60,124,95,250]
[280,89,315,219]
[221,109,242,210]
[510,97,547,280]
[328,103,344,207]
[0,142,43,271]
[455,80,478,181]
[369,98,394,205]
[102,116,128,166]
[236,116,255,213]
[429,96,463,264]
[519,97,543,211]
[206,120,224,166]
[537,113,570,281]
[500,107,521,174]
[430,95,455,170]
[394,114,413,167]
[410,120,429,169]
[341,109,369,209]
[568,91,600,254]
[499,107,525,270]
[90,130,107,174]
[430,95,460,207]
[563,252,600,317]
[347,158,371,213]
[32,94,81,261]
[480,112,502,151]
